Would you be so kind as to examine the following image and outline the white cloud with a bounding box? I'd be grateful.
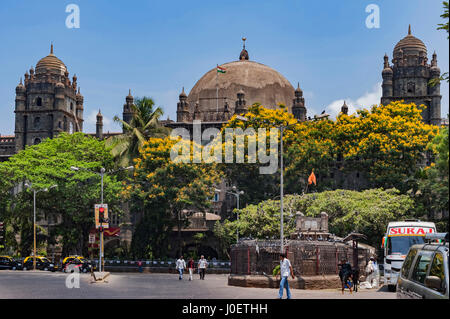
[326,82,382,118]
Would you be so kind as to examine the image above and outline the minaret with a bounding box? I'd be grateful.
[176,87,190,122]
[381,54,393,103]
[123,89,134,131]
[234,89,247,114]
[75,87,84,131]
[340,101,349,115]
[429,52,442,126]
[96,110,103,140]
[291,83,307,121]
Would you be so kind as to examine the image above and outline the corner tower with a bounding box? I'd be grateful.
[14,44,84,152]
[381,26,442,125]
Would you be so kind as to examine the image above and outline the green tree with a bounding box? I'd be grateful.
[0,133,124,257]
[215,188,416,249]
[415,125,449,231]
[430,1,449,86]
[106,97,170,167]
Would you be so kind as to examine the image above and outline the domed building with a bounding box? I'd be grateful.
[14,44,84,153]
[381,25,442,125]
[173,39,307,125]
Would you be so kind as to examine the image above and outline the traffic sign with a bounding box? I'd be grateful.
[94,204,109,229]
[89,233,96,244]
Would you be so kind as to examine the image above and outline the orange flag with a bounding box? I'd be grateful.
[308,171,316,185]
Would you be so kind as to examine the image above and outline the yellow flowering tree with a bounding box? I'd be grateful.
[128,136,221,259]
[334,101,438,191]
[220,104,297,205]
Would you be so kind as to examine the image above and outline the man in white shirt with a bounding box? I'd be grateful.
[176,256,186,280]
[278,253,295,299]
[198,255,208,280]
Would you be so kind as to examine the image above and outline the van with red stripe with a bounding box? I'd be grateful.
[381,220,436,292]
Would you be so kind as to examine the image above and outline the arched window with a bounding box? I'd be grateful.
[70,102,74,112]
[34,117,40,128]
[33,138,41,145]
[36,97,42,107]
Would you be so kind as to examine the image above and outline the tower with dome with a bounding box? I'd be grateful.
[13,44,84,153]
[381,25,442,126]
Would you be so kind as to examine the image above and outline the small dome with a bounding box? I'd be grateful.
[36,44,67,75]
[179,87,187,98]
[382,67,393,76]
[393,25,427,55]
[16,79,25,91]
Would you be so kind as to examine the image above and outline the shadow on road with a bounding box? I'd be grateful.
[377,285,391,293]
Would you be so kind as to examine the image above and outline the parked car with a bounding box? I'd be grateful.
[61,256,95,273]
[0,256,23,270]
[22,256,58,272]
[397,233,449,299]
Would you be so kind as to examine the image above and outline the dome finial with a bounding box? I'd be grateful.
[239,37,249,61]
[408,24,411,35]
[51,42,54,54]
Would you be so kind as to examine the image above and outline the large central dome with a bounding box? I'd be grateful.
[187,59,295,113]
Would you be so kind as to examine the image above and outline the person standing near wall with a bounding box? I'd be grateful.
[277,253,295,299]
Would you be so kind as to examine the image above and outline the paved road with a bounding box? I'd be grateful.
[0,271,395,299]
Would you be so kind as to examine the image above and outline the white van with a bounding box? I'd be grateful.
[382,220,436,292]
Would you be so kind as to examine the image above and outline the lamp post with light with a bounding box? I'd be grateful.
[234,115,298,253]
[24,182,57,270]
[70,165,133,273]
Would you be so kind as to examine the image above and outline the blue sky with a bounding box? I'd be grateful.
[0,0,448,134]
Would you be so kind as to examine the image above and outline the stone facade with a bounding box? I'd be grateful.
[175,40,308,124]
[14,45,84,153]
[381,26,442,125]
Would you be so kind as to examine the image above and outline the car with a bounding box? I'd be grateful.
[397,233,449,299]
[61,256,95,273]
[22,256,58,272]
[0,256,23,270]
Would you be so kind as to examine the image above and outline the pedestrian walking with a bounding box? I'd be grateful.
[198,255,208,280]
[137,260,143,273]
[365,256,376,286]
[338,258,353,294]
[187,257,195,281]
[176,256,186,280]
[276,253,295,299]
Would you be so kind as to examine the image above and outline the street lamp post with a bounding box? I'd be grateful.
[230,186,244,243]
[235,115,297,254]
[70,165,133,273]
[214,186,244,243]
[24,182,57,270]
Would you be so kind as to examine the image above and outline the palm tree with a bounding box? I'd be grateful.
[106,96,170,166]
